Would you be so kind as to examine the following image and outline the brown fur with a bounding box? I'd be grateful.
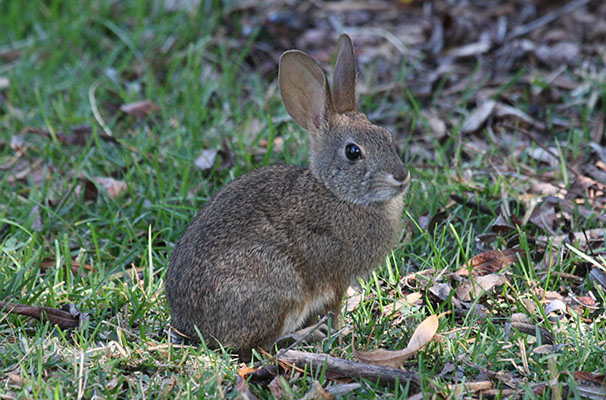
[165,35,410,354]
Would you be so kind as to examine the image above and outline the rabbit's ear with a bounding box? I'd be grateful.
[332,34,356,113]
[279,50,332,131]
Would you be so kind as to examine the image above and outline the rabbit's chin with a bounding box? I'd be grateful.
[351,185,409,206]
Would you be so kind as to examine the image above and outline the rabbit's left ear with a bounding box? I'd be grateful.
[279,50,333,132]
[332,34,357,113]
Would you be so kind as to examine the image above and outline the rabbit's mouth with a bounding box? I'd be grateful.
[361,173,411,203]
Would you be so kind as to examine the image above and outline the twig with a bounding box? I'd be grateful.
[510,322,555,345]
[260,312,333,365]
[278,349,422,389]
[506,0,592,41]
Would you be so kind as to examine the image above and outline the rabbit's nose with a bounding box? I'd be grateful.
[393,166,409,184]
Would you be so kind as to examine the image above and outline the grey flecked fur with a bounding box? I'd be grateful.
[165,34,410,355]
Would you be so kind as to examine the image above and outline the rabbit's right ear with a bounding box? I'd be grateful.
[279,50,332,131]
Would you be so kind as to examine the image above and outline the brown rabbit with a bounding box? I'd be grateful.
[165,34,410,355]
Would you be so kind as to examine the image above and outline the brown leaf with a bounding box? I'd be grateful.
[301,381,334,400]
[456,274,508,302]
[344,286,363,313]
[353,314,439,367]
[235,374,259,400]
[120,100,158,118]
[529,203,556,232]
[490,214,515,234]
[461,100,496,134]
[456,249,522,277]
[267,376,286,399]
[94,177,128,199]
[573,371,606,385]
[381,293,422,317]
[0,301,86,329]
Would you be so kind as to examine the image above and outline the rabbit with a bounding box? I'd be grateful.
[165,34,410,357]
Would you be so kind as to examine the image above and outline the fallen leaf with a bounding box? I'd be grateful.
[490,214,516,234]
[456,249,522,277]
[495,103,546,131]
[455,273,508,301]
[448,380,492,396]
[353,314,439,368]
[267,376,286,399]
[237,366,258,379]
[461,100,496,134]
[0,76,9,90]
[344,286,363,313]
[428,282,452,301]
[300,381,334,400]
[120,100,158,118]
[589,268,606,290]
[544,299,566,321]
[535,42,580,68]
[422,110,447,139]
[235,373,258,400]
[96,177,128,199]
[258,136,285,154]
[0,301,87,329]
[194,149,218,171]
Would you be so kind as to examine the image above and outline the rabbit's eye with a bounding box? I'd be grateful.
[345,143,362,160]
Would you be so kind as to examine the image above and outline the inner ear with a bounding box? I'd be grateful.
[332,34,356,113]
[279,50,332,131]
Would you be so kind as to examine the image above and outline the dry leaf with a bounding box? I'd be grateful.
[195,149,218,171]
[94,177,128,199]
[422,110,447,139]
[490,214,515,234]
[456,249,522,277]
[267,376,286,399]
[344,286,363,313]
[461,100,496,133]
[494,103,546,130]
[353,314,439,368]
[237,366,258,379]
[120,100,158,118]
[456,273,508,301]
[235,374,259,400]
[300,381,334,400]
[0,76,9,90]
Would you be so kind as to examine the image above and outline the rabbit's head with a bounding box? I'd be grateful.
[279,34,409,205]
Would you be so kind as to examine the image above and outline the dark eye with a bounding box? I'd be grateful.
[344,143,362,161]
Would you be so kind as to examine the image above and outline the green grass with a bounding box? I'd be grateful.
[1,1,605,399]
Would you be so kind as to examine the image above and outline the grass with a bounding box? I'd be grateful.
[1,1,605,399]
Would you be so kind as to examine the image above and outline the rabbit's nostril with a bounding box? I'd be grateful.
[393,167,409,184]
